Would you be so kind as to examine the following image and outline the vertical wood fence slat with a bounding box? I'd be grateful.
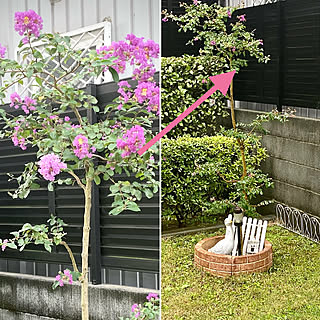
[86,83,102,285]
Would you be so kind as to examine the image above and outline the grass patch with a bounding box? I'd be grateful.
[161,225,320,320]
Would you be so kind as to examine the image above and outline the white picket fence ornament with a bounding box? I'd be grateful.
[228,214,268,256]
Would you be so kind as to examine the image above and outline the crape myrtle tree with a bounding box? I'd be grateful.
[0,10,159,320]
[163,1,293,215]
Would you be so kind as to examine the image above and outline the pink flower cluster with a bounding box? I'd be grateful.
[55,269,73,287]
[15,10,43,43]
[238,14,246,22]
[10,92,37,114]
[116,125,145,158]
[38,153,67,182]
[134,82,159,113]
[131,303,141,318]
[1,239,8,252]
[117,81,132,104]
[11,119,30,150]
[0,43,6,58]
[73,135,96,159]
[97,34,159,80]
[97,34,160,114]
[146,293,159,301]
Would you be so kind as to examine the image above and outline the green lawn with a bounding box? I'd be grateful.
[161,225,320,320]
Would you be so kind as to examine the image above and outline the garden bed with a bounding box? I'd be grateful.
[194,235,272,277]
[162,225,320,320]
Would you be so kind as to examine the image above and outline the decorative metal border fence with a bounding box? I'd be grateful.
[276,203,320,243]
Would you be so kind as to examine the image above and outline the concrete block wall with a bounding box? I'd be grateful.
[0,272,157,320]
[220,108,320,217]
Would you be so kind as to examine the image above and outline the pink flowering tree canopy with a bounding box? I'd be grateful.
[162,2,269,73]
[0,10,159,251]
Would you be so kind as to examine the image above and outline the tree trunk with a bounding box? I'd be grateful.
[81,180,92,320]
[230,80,247,178]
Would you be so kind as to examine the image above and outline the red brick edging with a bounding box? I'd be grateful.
[194,235,273,277]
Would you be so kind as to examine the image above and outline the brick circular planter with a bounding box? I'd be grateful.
[194,235,272,277]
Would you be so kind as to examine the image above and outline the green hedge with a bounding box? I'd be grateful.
[161,55,227,138]
[162,135,267,226]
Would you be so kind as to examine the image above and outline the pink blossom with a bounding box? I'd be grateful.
[259,39,264,46]
[238,14,246,22]
[64,116,70,122]
[55,275,64,287]
[210,40,216,46]
[193,0,198,4]
[116,125,145,158]
[131,304,140,318]
[97,34,159,81]
[232,46,236,52]
[202,79,207,84]
[73,135,93,159]
[14,10,43,40]
[134,81,159,113]
[118,81,132,103]
[9,93,37,114]
[10,92,22,109]
[22,96,37,114]
[0,44,6,58]
[38,153,67,182]
[146,293,159,301]
[227,10,232,18]
[63,269,73,284]
[11,122,27,150]
[1,239,8,252]
[162,17,168,22]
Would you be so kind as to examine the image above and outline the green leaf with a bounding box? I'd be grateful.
[109,206,124,215]
[52,281,60,290]
[144,189,153,199]
[94,175,101,185]
[127,202,141,212]
[48,182,54,192]
[6,242,17,250]
[30,183,41,189]
[44,243,52,253]
[109,67,119,82]
[10,231,19,238]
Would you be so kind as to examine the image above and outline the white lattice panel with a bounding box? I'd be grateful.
[15,21,112,98]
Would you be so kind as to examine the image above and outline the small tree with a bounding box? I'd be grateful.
[0,10,159,320]
[163,2,293,215]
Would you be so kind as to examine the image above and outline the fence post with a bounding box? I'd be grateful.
[277,0,285,112]
[86,83,102,285]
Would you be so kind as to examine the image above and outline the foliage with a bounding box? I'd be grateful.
[0,215,66,253]
[162,225,320,320]
[161,55,227,138]
[162,2,294,217]
[0,31,159,214]
[119,293,160,320]
[162,2,269,74]
[162,135,268,227]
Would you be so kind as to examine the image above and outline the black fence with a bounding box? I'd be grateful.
[0,78,159,289]
[162,0,320,110]
[233,0,320,110]
[161,0,219,57]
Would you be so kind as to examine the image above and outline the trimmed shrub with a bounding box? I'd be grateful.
[162,135,268,227]
[161,55,228,138]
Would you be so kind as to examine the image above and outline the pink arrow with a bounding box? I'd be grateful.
[138,70,236,156]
